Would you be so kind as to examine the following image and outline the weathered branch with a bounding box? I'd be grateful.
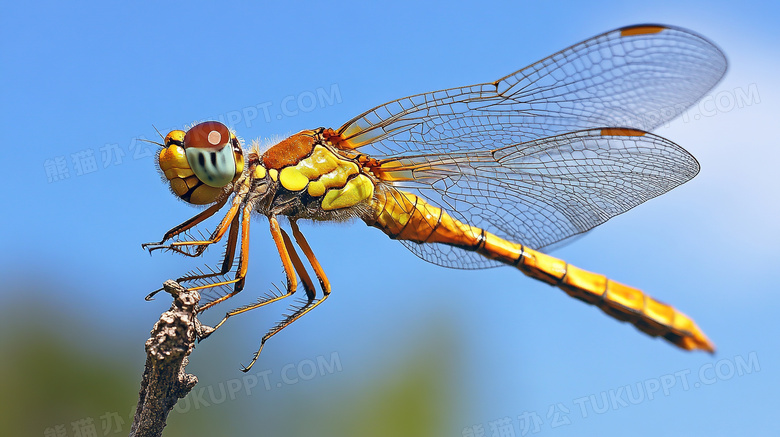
[129,280,201,437]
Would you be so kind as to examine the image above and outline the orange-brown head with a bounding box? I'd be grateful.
[157,121,245,204]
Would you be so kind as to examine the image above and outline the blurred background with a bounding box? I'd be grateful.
[1,1,777,436]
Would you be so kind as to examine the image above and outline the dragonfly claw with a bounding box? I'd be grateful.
[239,353,260,373]
[196,323,215,341]
[145,287,164,301]
[143,244,168,254]
[141,242,168,255]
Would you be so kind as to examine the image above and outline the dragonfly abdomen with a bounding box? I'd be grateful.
[366,188,714,353]
[514,247,714,352]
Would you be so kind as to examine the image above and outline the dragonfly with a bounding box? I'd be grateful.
[144,24,726,371]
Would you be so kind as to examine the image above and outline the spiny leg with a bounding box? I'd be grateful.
[144,181,250,300]
[190,200,256,311]
[145,204,243,302]
[142,194,229,249]
[240,221,331,372]
[280,226,317,301]
[200,216,308,339]
[290,220,331,294]
[177,209,241,285]
[144,184,247,256]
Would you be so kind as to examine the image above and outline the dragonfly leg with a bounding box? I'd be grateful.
[144,211,242,302]
[280,226,318,301]
[143,187,247,256]
[290,220,331,294]
[199,216,316,340]
[238,222,331,372]
[141,194,229,249]
[192,200,256,311]
[176,210,240,285]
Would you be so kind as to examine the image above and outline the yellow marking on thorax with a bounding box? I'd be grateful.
[269,168,278,181]
[279,166,309,191]
[308,180,326,197]
[296,145,340,178]
[316,159,359,191]
[273,145,373,209]
[321,174,374,211]
[278,146,338,192]
[254,165,267,179]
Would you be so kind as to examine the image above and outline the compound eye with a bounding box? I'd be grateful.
[183,121,236,187]
[183,121,230,150]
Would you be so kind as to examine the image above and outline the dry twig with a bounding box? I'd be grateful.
[129,280,203,437]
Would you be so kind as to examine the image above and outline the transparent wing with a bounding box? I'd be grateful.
[382,128,699,269]
[336,24,727,157]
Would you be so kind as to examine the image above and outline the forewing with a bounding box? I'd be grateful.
[336,24,727,157]
[388,128,699,268]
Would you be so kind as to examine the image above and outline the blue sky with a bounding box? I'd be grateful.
[2,1,778,435]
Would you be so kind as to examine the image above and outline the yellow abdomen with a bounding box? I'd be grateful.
[365,188,714,353]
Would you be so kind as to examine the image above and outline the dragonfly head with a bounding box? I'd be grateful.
[157,121,245,204]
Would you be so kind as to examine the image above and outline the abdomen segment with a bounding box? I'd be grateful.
[365,188,714,352]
